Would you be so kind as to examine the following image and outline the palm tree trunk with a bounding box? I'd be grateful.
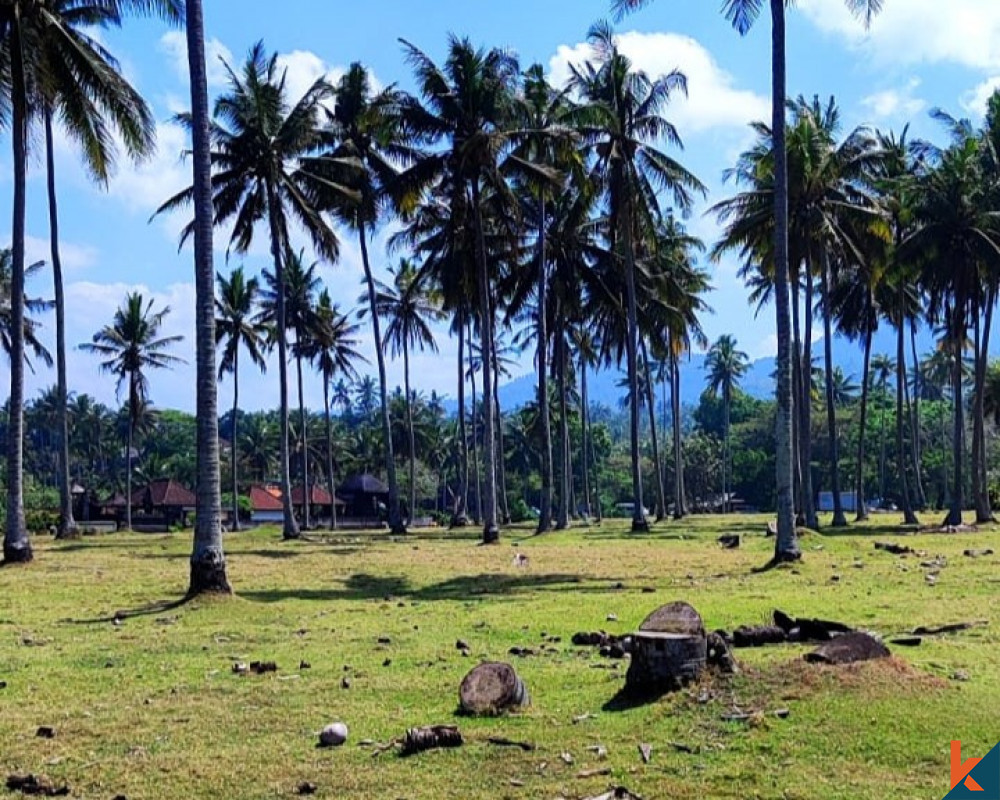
[324,376,337,531]
[536,196,553,533]
[901,341,922,510]
[295,350,310,529]
[126,379,135,533]
[453,313,469,527]
[580,354,592,520]
[640,339,666,522]
[471,181,499,544]
[267,192,300,540]
[855,325,873,521]
[44,110,78,540]
[185,0,229,591]
[910,325,926,508]
[671,353,686,519]
[879,373,888,506]
[492,346,511,525]
[555,327,570,530]
[619,182,648,533]
[974,293,994,522]
[231,348,241,531]
[801,260,818,529]
[359,222,405,534]
[469,333,483,525]
[771,0,800,561]
[791,280,804,521]
[821,254,847,527]
[3,10,31,565]
[897,321,919,525]
[404,342,416,525]
[724,385,731,514]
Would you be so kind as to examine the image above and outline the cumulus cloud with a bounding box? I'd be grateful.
[548,31,769,136]
[860,78,926,121]
[159,31,234,89]
[24,235,99,273]
[962,77,1000,117]
[798,0,1000,71]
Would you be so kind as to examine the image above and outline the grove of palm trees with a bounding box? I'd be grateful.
[2,1,1000,797]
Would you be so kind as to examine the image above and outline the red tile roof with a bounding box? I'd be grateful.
[131,479,196,508]
[250,485,284,512]
[290,485,346,506]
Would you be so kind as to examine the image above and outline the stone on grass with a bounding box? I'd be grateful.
[804,632,890,665]
[318,722,349,748]
[459,662,529,715]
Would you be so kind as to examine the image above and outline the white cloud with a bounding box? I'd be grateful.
[860,78,926,120]
[24,235,98,273]
[548,31,769,136]
[962,77,1000,117]
[276,50,345,103]
[799,0,1000,71]
[159,31,234,89]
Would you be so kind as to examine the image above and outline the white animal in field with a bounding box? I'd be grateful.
[512,552,530,568]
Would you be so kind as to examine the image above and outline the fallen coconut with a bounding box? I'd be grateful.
[318,722,349,748]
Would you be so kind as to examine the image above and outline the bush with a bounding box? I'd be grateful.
[25,510,59,535]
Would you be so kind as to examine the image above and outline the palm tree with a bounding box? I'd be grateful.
[373,259,442,525]
[215,267,267,531]
[263,251,320,528]
[569,22,704,532]
[615,0,882,559]
[706,335,749,513]
[870,353,895,506]
[398,36,523,543]
[320,62,416,536]
[0,249,54,371]
[297,291,364,530]
[156,42,343,541]
[80,293,184,532]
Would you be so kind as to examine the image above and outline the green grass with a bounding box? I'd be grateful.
[1,514,998,799]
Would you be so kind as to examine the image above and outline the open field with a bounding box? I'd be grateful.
[1,515,998,799]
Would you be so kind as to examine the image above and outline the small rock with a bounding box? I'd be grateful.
[0,681,7,690]
[606,614,618,622]
[952,669,971,682]
[641,587,656,594]
[586,744,608,760]
[456,639,469,651]
[382,658,391,667]
[296,782,317,795]
[341,677,351,689]
[35,726,55,739]
[560,752,574,765]
[638,743,652,763]
[925,574,938,586]
[299,661,311,670]
[964,549,994,558]
[232,662,249,675]
[249,661,277,674]
[318,722,349,748]
[830,575,841,583]
[377,636,391,645]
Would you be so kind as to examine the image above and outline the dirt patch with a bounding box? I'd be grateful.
[758,657,948,698]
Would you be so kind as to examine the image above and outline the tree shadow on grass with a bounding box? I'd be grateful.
[601,683,672,712]
[240,571,619,604]
[65,594,195,625]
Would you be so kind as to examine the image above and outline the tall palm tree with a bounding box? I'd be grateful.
[569,22,704,532]
[263,251,320,528]
[373,259,442,525]
[616,0,882,559]
[321,62,415,536]
[156,41,344,540]
[706,335,749,514]
[297,291,364,530]
[80,293,184,532]
[398,36,523,543]
[869,353,895,506]
[215,267,267,531]
[0,250,54,370]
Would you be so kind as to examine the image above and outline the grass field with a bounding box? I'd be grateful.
[1,514,998,799]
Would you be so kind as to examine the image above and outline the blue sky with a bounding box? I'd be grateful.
[7,0,1000,412]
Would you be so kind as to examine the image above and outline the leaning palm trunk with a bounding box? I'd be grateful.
[640,340,667,522]
[295,350,311,529]
[267,194,300,540]
[854,325,873,521]
[896,320,918,525]
[323,377,337,531]
[535,196,554,533]
[471,181,499,543]
[186,0,231,593]
[3,10,31,565]
[404,342,416,525]
[45,111,78,540]
[359,222,405,534]
[453,314,469,527]
[820,255,847,527]
[770,0,800,561]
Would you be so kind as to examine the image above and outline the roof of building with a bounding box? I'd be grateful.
[290,485,346,506]
[338,474,389,495]
[250,485,284,512]
[132,479,197,508]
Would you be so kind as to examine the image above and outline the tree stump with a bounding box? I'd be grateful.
[626,602,707,693]
[804,632,890,665]
[458,662,528,715]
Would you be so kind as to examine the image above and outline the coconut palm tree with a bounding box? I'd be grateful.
[215,267,267,531]
[706,335,749,514]
[372,259,442,525]
[569,21,704,532]
[80,293,184,532]
[0,249,53,371]
[397,36,524,543]
[869,353,895,506]
[156,41,344,540]
[262,250,320,528]
[297,290,364,530]
[616,0,882,559]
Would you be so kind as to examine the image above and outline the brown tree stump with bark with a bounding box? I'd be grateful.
[625,602,707,693]
[458,662,528,715]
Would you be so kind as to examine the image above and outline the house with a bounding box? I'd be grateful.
[337,474,389,521]
[250,485,284,525]
[131,479,197,528]
[291,484,346,522]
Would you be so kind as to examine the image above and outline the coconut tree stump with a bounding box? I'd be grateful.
[458,662,529,715]
[625,602,707,693]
